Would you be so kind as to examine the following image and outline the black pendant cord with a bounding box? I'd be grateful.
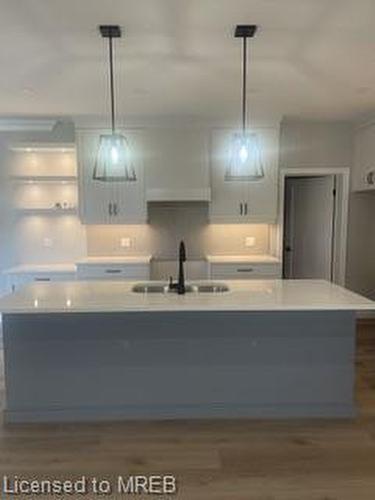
[235,25,257,136]
[108,35,116,134]
[242,35,247,134]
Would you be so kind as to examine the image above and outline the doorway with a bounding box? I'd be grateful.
[279,168,350,285]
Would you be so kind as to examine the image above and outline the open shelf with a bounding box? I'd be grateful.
[11,175,77,184]
[9,142,76,153]
[15,207,78,215]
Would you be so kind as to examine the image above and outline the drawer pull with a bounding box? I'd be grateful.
[236,268,254,273]
[366,171,375,185]
[105,269,122,274]
[34,277,51,282]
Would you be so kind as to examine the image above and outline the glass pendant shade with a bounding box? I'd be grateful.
[93,26,136,183]
[225,132,264,181]
[93,133,136,182]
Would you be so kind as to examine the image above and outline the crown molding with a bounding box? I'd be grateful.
[0,118,57,132]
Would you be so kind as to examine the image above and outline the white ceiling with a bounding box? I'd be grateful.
[1,0,375,123]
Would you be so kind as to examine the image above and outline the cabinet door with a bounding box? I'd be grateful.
[210,130,250,222]
[353,124,375,191]
[77,129,146,224]
[209,128,279,223]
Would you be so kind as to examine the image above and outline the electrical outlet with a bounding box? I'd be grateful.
[120,237,132,248]
[245,236,256,248]
[43,237,53,248]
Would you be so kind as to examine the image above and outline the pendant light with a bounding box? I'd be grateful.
[225,25,264,181]
[93,25,136,182]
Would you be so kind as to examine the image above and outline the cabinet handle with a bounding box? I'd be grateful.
[240,203,243,215]
[366,171,375,185]
[244,203,248,215]
[109,202,113,216]
[113,203,118,216]
[35,277,51,282]
[105,269,122,274]
[236,268,254,273]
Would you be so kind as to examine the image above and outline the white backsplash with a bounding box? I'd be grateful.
[86,202,273,259]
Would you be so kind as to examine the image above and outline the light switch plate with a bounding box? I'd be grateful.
[120,237,132,248]
[43,237,53,248]
[245,236,256,248]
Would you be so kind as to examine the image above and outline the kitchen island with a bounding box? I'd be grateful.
[1,279,374,423]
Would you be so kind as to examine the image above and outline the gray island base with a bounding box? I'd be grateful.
[3,310,356,423]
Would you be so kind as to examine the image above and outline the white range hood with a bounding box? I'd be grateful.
[147,187,211,202]
[145,128,211,202]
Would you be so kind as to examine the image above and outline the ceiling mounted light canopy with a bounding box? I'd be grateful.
[93,25,136,182]
[225,24,264,181]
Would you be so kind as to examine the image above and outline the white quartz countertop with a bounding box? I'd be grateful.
[0,279,374,314]
[3,263,77,275]
[206,255,281,264]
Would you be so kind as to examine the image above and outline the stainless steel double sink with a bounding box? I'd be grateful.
[132,282,229,294]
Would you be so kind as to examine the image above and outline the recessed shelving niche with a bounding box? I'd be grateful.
[9,142,79,216]
[15,208,78,215]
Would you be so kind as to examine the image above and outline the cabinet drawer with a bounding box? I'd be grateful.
[31,272,76,282]
[209,262,281,280]
[7,272,76,292]
[76,264,149,280]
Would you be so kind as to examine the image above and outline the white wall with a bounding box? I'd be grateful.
[280,118,375,298]
[280,120,353,168]
[86,203,272,259]
[346,192,375,299]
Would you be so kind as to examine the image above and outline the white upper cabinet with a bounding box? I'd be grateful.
[353,123,375,191]
[76,128,146,224]
[209,127,280,223]
[145,128,211,202]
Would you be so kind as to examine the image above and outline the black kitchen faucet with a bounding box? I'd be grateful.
[169,240,186,295]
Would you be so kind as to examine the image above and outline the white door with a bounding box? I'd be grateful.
[283,176,336,280]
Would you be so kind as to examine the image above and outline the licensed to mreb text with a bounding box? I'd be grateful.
[2,475,178,495]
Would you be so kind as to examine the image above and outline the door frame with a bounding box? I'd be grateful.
[276,168,350,286]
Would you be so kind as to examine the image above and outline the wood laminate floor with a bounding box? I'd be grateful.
[0,321,375,499]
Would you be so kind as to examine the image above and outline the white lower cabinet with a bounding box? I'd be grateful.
[151,260,209,281]
[76,263,150,281]
[76,128,147,224]
[209,262,282,280]
[209,127,280,223]
[4,259,151,292]
[6,271,76,293]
